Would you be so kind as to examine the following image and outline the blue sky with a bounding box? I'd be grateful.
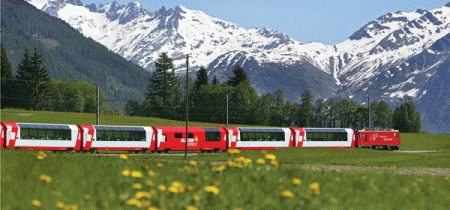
[81,0,449,45]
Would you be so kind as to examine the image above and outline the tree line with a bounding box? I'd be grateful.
[1,45,118,114]
[125,53,422,133]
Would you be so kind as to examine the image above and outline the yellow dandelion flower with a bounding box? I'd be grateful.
[281,189,293,198]
[126,198,142,208]
[159,185,166,192]
[157,163,164,168]
[65,204,78,210]
[146,179,154,186]
[193,194,200,202]
[187,205,198,210]
[361,175,367,180]
[270,160,279,166]
[148,170,157,177]
[120,154,128,160]
[122,170,131,177]
[39,174,52,183]
[392,165,397,169]
[204,185,220,195]
[148,207,159,210]
[37,151,47,160]
[292,178,302,186]
[56,201,65,209]
[413,182,418,187]
[265,154,276,160]
[256,158,265,165]
[227,149,240,154]
[31,199,42,207]
[133,183,143,189]
[150,190,157,196]
[189,160,198,167]
[212,165,226,172]
[334,177,340,182]
[131,171,143,178]
[142,201,152,208]
[309,182,320,195]
[169,181,185,194]
[85,194,90,200]
[234,208,244,210]
[445,176,449,181]
[135,191,151,199]
[213,181,221,187]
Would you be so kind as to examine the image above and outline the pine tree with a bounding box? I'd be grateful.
[30,48,52,110]
[194,66,208,90]
[145,53,178,118]
[16,48,34,109]
[227,65,248,87]
[296,90,314,127]
[211,75,219,85]
[1,44,15,109]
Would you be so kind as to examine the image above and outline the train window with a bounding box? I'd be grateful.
[248,133,255,141]
[21,129,29,139]
[138,132,146,141]
[188,133,194,138]
[255,133,263,141]
[63,130,71,140]
[175,133,183,138]
[263,133,270,141]
[129,131,137,141]
[47,130,55,140]
[206,132,221,141]
[241,132,248,141]
[122,132,130,141]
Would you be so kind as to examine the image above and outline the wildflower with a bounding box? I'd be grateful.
[270,160,279,166]
[281,189,294,198]
[148,170,157,177]
[122,170,131,177]
[212,165,226,172]
[157,163,164,168]
[31,199,42,207]
[126,198,142,208]
[392,165,397,169]
[146,179,154,186]
[131,171,143,178]
[413,182,418,187]
[235,208,244,210]
[39,174,52,183]
[204,185,220,195]
[256,158,265,165]
[135,191,151,199]
[361,175,367,180]
[150,190,157,196]
[56,201,65,209]
[37,151,47,160]
[187,205,198,210]
[169,181,185,194]
[213,181,221,187]
[334,177,340,182]
[309,182,320,195]
[133,183,143,189]
[193,194,200,202]
[65,205,78,210]
[292,178,302,186]
[159,185,166,192]
[445,177,449,181]
[265,154,276,160]
[148,207,159,210]
[227,149,240,154]
[189,160,198,167]
[85,194,90,200]
[120,154,128,160]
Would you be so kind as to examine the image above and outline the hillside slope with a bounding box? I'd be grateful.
[1,0,151,110]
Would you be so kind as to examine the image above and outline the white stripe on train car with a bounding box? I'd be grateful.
[14,125,78,147]
[235,128,292,148]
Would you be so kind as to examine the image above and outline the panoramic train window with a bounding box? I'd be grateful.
[240,132,285,141]
[305,130,348,141]
[20,129,71,140]
[205,132,221,141]
[95,128,146,142]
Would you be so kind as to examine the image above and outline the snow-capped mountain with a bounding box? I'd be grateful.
[26,0,450,133]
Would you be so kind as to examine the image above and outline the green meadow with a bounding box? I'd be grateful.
[2,109,450,209]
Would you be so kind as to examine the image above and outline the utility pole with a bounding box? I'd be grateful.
[185,55,189,159]
[97,84,100,125]
[367,94,370,129]
[226,94,229,127]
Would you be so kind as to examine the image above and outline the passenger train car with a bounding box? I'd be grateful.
[0,122,400,152]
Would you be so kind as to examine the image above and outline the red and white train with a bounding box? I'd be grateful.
[0,122,401,152]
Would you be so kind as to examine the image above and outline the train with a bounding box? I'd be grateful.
[0,122,401,152]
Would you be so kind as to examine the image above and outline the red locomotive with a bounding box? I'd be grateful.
[0,122,401,152]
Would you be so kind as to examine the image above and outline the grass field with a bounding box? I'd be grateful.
[2,150,450,210]
[2,109,450,209]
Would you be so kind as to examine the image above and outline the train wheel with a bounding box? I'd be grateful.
[213,149,219,153]
[164,149,170,154]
